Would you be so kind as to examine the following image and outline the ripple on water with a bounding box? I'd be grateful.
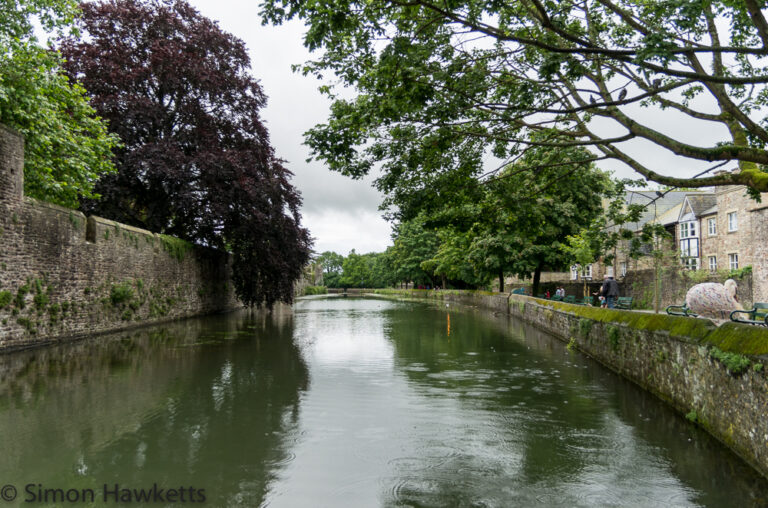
[266,451,297,468]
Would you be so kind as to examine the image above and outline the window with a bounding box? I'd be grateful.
[728,212,738,232]
[680,221,697,239]
[729,253,739,270]
[581,264,592,279]
[708,256,717,272]
[620,262,627,277]
[679,238,699,258]
[708,218,717,236]
[570,265,578,281]
[683,257,700,271]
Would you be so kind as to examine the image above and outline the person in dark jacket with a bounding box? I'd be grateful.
[598,275,620,309]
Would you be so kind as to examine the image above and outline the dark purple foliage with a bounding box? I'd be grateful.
[59,0,311,307]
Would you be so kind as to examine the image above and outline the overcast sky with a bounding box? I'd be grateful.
[185,1,737,256]
[184,0,391,256]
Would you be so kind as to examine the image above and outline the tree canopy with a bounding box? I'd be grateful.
[262,0,768,197]
[0,0,118,207]
[60,0,311,306]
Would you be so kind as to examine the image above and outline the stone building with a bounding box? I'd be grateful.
[507,181,768,305]
[582,182,768,303]
[675,183,768,302]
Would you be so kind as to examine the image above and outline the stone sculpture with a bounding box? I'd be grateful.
[685,279,743,322]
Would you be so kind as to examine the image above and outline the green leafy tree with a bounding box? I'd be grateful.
[475,147,612,295]
[422,227,488,289]
[317,251,345,288]
[390,216,440,287]
[263,0,768,198]
[370,248,398,288]
[0,0,118,207]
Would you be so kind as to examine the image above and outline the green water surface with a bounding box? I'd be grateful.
[0,296,766,507]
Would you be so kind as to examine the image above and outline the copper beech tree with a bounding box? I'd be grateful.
[60,0,311,306]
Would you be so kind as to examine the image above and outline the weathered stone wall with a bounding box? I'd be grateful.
[0,125,240,352]
[623,268,754,310]
[751,207,768,303]
[369,288,768,480]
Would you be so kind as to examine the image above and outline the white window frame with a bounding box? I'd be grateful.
[620,261,627,277]
[729,253,739,270]
[707,218,717,236]
[708,256,717,272]
[679,238,699,258]
[581,264,592,280]
[570,265,578,281]
[683,257,699,271]
[727,212,738,232]
[680,221,697,239]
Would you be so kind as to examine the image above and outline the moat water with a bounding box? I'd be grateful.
[0,296,766,507]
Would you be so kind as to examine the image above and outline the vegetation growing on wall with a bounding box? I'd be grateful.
[0,270,226,339]
[158,235,192,262]
[708,347,752,376]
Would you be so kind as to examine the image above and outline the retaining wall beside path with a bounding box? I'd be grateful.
[368,288,768,480]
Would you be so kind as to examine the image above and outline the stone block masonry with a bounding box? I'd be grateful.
[0,125,240,352]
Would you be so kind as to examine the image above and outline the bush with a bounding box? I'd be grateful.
[110,282,134,306]
[303,285,328,296]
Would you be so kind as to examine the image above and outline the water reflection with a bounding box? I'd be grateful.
[1,297,766,508]
[382,302,768,507]
[0,307,308,507]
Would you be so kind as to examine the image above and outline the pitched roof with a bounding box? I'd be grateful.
[652,202,684,226]
[686,194,717,216]
[620,191,689,231]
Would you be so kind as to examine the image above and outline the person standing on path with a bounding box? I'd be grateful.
[600,275,620,309]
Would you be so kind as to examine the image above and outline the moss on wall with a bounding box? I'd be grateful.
[704,323,768,356]
[517,297,716,341]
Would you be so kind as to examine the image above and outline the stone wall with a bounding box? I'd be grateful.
[622,267,754,310]
[0,125,240,352]
[369,288,768,480]
[751,207,768,303]
[506,295,768,480]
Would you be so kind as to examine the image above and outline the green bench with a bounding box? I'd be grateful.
[666,303,698,317]
[579,295,595,306]
[730,303,768,326]
[563,295,577,304]
[615,297,633,310]
[536,294,546,299]
[511,288,526,295]
[551,295,563,302]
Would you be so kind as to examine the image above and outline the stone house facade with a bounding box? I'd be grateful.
[675,184,768,302]
[588,184,768,303]
[509,182,768,304]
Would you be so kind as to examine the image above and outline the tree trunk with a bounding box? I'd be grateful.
[532,261,544,296]
[498,270,504,293]
[654,262,661,314]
